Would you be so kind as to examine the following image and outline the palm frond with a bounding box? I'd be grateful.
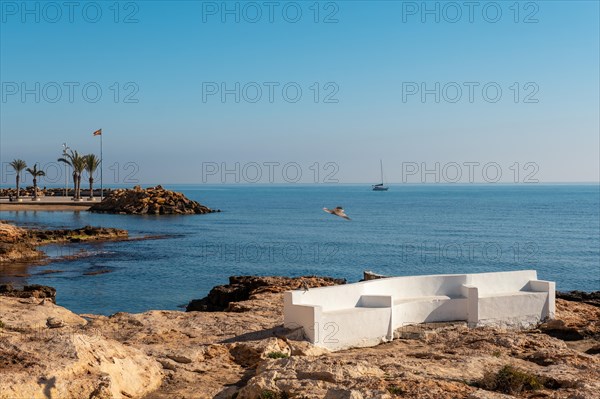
[9,159,27,172]
[84,154,101,174]
[26,164,46,177]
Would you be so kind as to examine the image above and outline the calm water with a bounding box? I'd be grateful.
[1,184,599,315]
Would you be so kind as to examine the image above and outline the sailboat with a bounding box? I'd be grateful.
[372,160,389,191]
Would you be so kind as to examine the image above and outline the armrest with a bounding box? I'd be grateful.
[283,301,323,343]
[461,284,478,298]
[461,284,479,325]
[528,279,555,292]
[358,295,392,308]
[528,280,556,319]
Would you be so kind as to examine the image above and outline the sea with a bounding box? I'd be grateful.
[1,184,599,315]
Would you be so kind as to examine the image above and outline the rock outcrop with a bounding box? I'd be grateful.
[0,277,598,399]
[0,283,56,302]
[27,225,128,244]
[89,185,217,215]
[0,221,128,263]
[186,275,346,312]
[0,222,39,262]
[557,290,600,307]
[0,296,162,399]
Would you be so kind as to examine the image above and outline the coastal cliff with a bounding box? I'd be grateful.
[0,277,598,399]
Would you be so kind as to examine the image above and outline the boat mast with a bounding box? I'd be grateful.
[380,159,384,185]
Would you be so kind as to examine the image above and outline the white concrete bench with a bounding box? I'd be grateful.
[284,270,555,351]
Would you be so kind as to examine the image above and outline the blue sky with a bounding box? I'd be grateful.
[1,1,599,185]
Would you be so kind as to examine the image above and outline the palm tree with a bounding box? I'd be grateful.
[73,156,86,200]
[58,150,85,199]
[9,159,27,201]
[83,154,101,199]
[26,164,45,200]
[58,149,76,199]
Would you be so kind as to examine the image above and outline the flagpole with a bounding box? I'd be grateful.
[100,132,103,201]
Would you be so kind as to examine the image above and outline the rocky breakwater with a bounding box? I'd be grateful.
[0,187,45,198]
[89,185,217,215]
[0,221,128,263]
[0,187,111,198]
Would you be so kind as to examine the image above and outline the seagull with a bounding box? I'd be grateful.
[323,206,351,220]
[300,280,310,292]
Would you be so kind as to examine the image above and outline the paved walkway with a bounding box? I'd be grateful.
[0,197,97,211]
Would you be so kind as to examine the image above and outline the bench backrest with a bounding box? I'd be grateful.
[289,270,538,311]
[465,270,537,295]
[290,273,468,311]
[289,282,369,312]
[362,274,468,298]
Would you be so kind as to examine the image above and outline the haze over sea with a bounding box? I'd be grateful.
[1,184,598,315]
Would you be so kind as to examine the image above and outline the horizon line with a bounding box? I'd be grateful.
[1,182,599,187]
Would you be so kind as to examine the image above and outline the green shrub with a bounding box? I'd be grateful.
[387,385,404,395]
[266,351,289,359]
[260,391,276,399]
[259,391,289,399]
[478,365,544,395]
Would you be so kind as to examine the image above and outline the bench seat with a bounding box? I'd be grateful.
[478,291,547,298]
[323,306,389,315]
[394,295,457,305]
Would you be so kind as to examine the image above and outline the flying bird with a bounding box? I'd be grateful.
[323,206,351,220]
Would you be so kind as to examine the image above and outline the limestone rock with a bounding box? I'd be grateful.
[46,316,64,328]
[186,275,346,312]
[558,290,600,307]
[289,340,330,357]
[236,357,388,399]
[0,222,40,262]
[0,297,162,399]
[0,296,86,330]
[0,284,57,302]
[1,277,599,399]
[0,221,128,264]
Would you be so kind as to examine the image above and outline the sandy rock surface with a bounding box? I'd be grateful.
[0,222,39,262]
[0,297,162,399]
[1,277,599,399]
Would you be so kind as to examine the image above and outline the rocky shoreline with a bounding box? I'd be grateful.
[0,221,128,264]
[0,276,598,399]
[186,275,346,312]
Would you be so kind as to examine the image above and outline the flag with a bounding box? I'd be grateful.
[93,129,102,136]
